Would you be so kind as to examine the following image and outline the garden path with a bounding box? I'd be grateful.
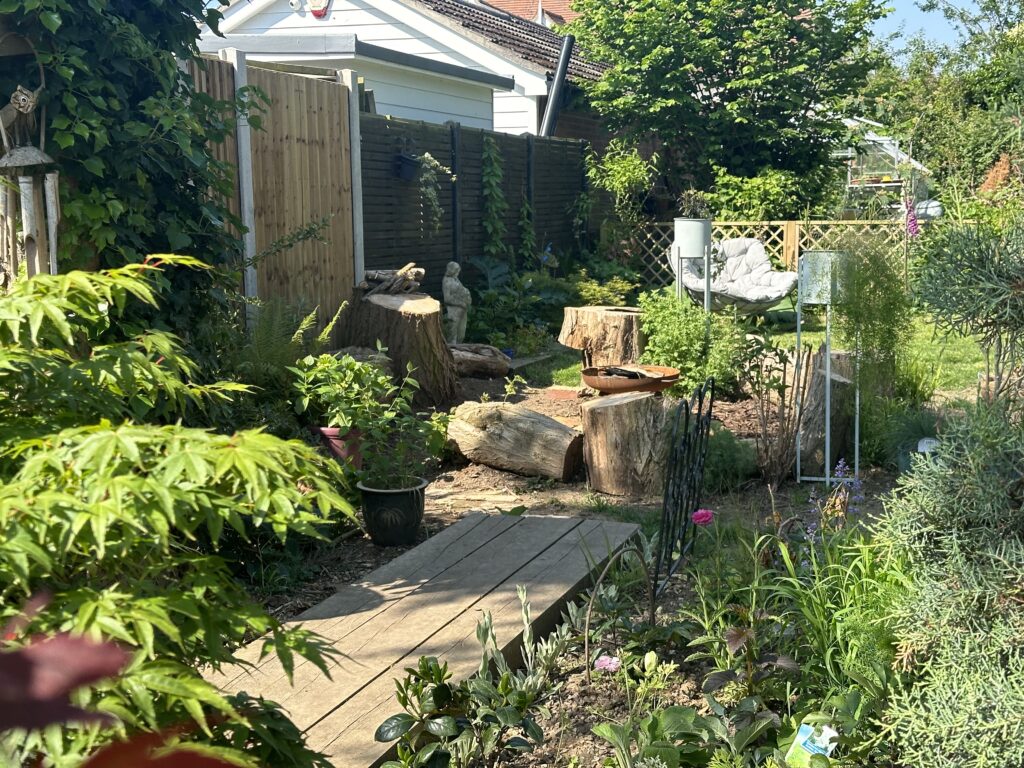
[208,512,637,767]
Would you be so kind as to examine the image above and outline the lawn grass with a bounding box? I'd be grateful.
[518,349,583,388]
[772,313,985,393]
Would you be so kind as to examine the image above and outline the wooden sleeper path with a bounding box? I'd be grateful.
[206,513,638,767]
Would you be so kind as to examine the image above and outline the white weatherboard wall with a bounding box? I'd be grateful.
[219,0,547,134]
[301,57,494,128]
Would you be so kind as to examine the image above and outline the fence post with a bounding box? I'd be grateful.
[450,121,462,264]
[339,69,364,283]
[219,48,258,307]
[526,134,535,208]
[783,220,799,270]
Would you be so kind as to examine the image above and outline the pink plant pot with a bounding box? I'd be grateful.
[314,427,363,469]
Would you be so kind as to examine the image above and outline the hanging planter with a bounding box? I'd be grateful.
[395,152,420,182]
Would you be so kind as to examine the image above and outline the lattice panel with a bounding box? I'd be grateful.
[636,223,676,288]
[634,220,911,290]
[712,222,789,266]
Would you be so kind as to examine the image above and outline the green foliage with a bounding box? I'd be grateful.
[567,0,886,197]
[915,220,1024,396]
[291,352,395,431]
[481,136,510,265]
[702,425,758,495]
[517,193,538,268]
[0,0,249,347]
[588,140,660,226]
[217,300,342,438]
[638,288,747,397]
[570,267,638,307]
[417,153,450,235]
[355,369,447,490]
[874,403,1024,766]
[0,260,355,766]
[708,166,840,221]
[378,589,568,768]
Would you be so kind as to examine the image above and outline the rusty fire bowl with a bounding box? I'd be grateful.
[582,365,680,395]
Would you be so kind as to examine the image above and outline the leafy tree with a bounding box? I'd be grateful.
[0,258,356,766]
[0,0,245,355]
[567,0,886,203]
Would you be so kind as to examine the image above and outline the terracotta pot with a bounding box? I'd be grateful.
[314,427,362,469]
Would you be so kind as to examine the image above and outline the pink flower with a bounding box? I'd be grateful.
[593,654,621,673]
[692,508,715,527]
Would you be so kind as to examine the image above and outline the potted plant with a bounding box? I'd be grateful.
[357,371,448,546]
[673,188,713,257]
[290,353,397,468]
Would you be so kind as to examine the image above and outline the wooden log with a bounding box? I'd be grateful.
[580,392,675,497]
[449,343,511,379]
[448,402,583,481]
[799,346,855,476]
[558,306,645,367]
[337,290,458,406]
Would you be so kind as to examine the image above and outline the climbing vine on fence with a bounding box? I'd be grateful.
[0,0,251,361]
[481,135,510,266]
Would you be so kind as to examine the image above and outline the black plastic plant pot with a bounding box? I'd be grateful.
[357,478,427,546]
[395,152,420,181]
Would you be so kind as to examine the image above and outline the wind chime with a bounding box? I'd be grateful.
[0,33,58,288]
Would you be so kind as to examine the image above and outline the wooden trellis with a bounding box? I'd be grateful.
[632,220,912,290]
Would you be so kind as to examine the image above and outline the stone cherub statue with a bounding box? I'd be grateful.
[442,261,471,344]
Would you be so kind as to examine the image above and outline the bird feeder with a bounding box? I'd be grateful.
[0,31,59,284]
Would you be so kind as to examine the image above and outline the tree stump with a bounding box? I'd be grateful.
[799,346,855,476]
[337,290,458,406]
[449,343,511,379]
[448,402,583,481]
[581,392,674,496]
[558,306,645,367]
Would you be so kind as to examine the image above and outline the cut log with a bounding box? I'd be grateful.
[559,306,645,368]
[581,392,675,497]
[361,262,426,296]
[448,402,583,481]
[799,346,855,477]
[449,343,511,379]
[337,290,458,406]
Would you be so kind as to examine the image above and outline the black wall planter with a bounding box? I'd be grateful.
[395,152,420,181]
[358,478,427,546]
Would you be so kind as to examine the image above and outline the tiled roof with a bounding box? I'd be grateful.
[405,0,603,82]
[482,0,580,24]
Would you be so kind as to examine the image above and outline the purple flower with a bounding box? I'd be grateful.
[692,508,715,527]
[594,655,621,673]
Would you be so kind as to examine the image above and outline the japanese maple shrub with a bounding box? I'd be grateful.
[0,258,355,767]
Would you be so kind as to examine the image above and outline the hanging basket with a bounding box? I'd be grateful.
[395,152,420,182]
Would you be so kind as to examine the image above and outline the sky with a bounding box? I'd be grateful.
[874,0,967,46]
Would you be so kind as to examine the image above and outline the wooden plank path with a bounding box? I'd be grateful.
[207,513,637,767]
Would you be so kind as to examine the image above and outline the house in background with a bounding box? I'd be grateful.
[476,0,579,28]
[203,0,605,138]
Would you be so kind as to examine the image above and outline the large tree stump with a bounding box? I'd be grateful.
[799,346,855,476]
[449,343,511,379]
[337,290,458,406]
[559,306,645,367]
[448,402,583,481]
[581,392,674,496]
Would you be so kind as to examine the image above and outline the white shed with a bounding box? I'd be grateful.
[203,0,603,134]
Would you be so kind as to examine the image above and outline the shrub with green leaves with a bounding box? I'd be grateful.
[638,288,747,397]
[0,258,355,766]
[702,425,757,495]
[874,403,1024,767]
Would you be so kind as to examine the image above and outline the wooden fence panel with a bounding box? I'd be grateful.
[248,67,355,320]
[360,114,454,295]
[187,57,241,229]
[359,115,587,294]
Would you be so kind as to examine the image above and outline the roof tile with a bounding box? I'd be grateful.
[408,0,603,82]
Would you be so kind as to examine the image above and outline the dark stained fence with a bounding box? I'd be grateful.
[360,113,587,295]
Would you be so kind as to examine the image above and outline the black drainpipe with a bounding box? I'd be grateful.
[539,34,574,137]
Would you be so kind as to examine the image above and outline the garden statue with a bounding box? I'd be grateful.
[443,261,471,344]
